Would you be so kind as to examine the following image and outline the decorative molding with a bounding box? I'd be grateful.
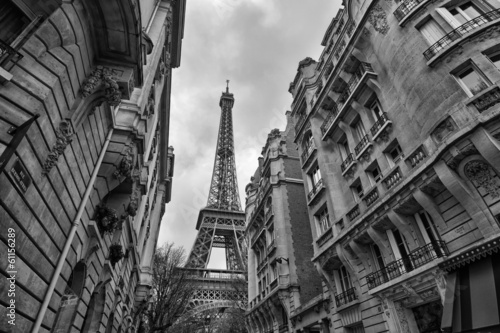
[464,159,500,198]
[470,86,500,113]
[431,117,456,143]
[439,236,500,271]
[367,3,390,35]
[394,301,411,333]
[80,66,123,106]
[113,147,134,179]
[445,141,478,170]
[42,121,74,175]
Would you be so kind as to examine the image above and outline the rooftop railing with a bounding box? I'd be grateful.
[424,9,500,60]
[366,241,448,289]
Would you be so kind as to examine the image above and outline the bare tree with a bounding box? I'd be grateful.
[136,243,195,333]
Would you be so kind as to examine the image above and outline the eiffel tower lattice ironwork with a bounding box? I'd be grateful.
[183,83,247,315]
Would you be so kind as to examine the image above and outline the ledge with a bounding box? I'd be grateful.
[0,66,13,83]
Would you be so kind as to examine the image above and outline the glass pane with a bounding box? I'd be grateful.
[459,67,488,95]
[489,53,500,70]
[449,8,468,24]
[460,3,484,18]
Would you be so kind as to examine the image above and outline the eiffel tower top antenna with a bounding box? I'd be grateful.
[226,79,229,93]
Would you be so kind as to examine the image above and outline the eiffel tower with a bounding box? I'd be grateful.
[183,82,247,315]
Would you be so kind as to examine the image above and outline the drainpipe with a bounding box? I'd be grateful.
[32,128,114,333]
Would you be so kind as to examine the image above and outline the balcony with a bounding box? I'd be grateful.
[394,0,426,22]
[320,104,339,135]
[366,241,449,289]
[346,205,360,222]
[267,239,276,255]
[424,9,500,61]
[270,278,278,290]
[340,153,356,177]
[321,62,377,140]
[335,287,358,307]
[301,142,316,167]
[265,208,273,222]
[370,112,392,142]
[354,134,372,161]
[406,145,427,169]
[383,167,402,190]
[364,187,379,207]
[307,178,325,204]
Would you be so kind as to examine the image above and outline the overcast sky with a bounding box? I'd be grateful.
[158,0,341,268]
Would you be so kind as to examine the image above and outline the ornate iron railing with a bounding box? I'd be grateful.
[307,178,324,201]
[335,287,357,307]
[366,241,448,289]
[336,86,352,111]
[370,112,390,136]
[301,142,316,163]
[341,153,355,172]
[320,106,339,135]
[347,62,375,92]
[354,134,370,156]
[394,0,426,21]
[270,278,278,290]
[424,9,500,60]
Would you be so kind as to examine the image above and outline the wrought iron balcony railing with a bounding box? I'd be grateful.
[366,241,449,289]
[354,134,370,156]
[394,0,426,21]
[257,259,268,272]
[307,178,324,201]
[301,142,316,163]
[370,112,391,137]
[335,287,358,307]
[270,278,278,290]
[424,9,500,60]
[347,62,375,92]
[320,105,339,135]
[340,153,355,173]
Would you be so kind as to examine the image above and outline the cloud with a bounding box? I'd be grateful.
[159,0,341,268]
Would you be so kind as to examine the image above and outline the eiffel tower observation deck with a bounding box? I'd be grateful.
[182,82,247,316]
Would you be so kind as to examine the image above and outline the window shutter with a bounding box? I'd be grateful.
[436,7,462,28]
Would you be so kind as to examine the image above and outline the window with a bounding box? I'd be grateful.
[487,52,500,70]
[352,118,367,141]
[339,135,351,161]
[316,208,331,235]
[366,161,382,185]
[303,132,315,152]
[371,244,385,270]
[339,266,352,293]
[418,18,446,45]
[267,224,275,243]
[449,2,484,24]
[351,178,364,201]
[369,99,384,121]
[0,1,31,45]
[386,141,405,167]
[454,64,489,96]
[387,229,413,272]
[308,165,322,187]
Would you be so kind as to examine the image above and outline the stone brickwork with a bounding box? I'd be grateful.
[283,0,500,332]
[0,0,185,332]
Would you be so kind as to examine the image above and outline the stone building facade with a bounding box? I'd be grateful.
[0,0,185,332]
[287,0,500,332]
[245,115,323,333]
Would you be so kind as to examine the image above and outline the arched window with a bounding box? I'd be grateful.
[82,282,107,332]
[51,261,87,332]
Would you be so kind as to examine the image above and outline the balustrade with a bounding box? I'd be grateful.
[384,168,402,189]
[347,205,360,221]
[407,145,427,168]
[364,188,379,207]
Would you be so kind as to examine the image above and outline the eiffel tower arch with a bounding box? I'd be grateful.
[181,83,247,318]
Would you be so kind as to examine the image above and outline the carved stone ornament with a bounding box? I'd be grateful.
[42,121,74,175]
[432,117,456,143]
[80,66,122,106]
[113,147,134,179]
[367,3,390,36]
[445,142,478,170]
[464,160,500,198]
[360,146,373,162]
[394,301,412,333]
[471,86,500,113]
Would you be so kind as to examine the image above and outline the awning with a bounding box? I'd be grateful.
[441,252,500,333]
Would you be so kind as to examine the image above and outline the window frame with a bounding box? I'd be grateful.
[453,62,490,97]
